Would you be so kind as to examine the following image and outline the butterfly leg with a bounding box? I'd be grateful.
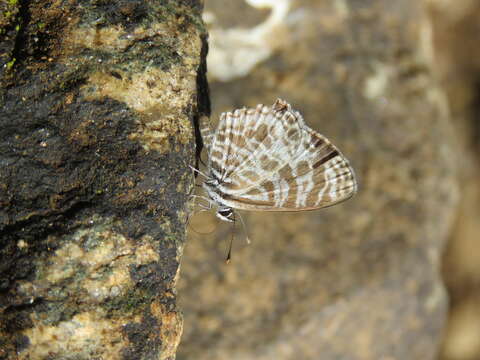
[189,165,211,180]
[226,212,235,264]
[189,194,214,210]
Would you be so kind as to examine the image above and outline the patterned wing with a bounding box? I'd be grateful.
[208,100,304,185]
[209,99,357,211]
[199,115,213,151]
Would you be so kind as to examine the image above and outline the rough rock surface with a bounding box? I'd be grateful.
[0,1,207,359]
[179,1,458,359]
[429,1,480,359]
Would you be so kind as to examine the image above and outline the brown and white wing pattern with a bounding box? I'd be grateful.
[199,115,214,151]
[206,99,357,211]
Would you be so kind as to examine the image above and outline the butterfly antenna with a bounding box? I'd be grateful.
[226,213,235,264]
[236,211,251,244]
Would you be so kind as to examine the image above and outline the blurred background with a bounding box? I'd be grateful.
[179,1,480,359]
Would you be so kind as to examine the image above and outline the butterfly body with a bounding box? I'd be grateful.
[202,178,235,222]
[199,99,357,222]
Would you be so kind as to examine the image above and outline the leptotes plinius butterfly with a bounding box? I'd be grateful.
[196,99,357,227]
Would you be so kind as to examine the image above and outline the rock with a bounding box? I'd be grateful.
[429,1,480,359]
[179,1,458,359]
[0,1,207,359]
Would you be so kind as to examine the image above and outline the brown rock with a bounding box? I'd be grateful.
[0,1,207,359]
[429,1,480,359]
[179,1,458,359]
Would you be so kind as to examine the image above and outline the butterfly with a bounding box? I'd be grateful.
[194,99,357,226]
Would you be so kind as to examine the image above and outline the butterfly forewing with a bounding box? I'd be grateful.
[206,99,357,212]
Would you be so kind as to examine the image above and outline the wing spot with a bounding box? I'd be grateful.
[297,160,310,174]
[313,150,339,169]
[263,181,275,193]
[313,138,325,148]
[287,128,297,138]
[211,150,223,160]
[255,124,268,142]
